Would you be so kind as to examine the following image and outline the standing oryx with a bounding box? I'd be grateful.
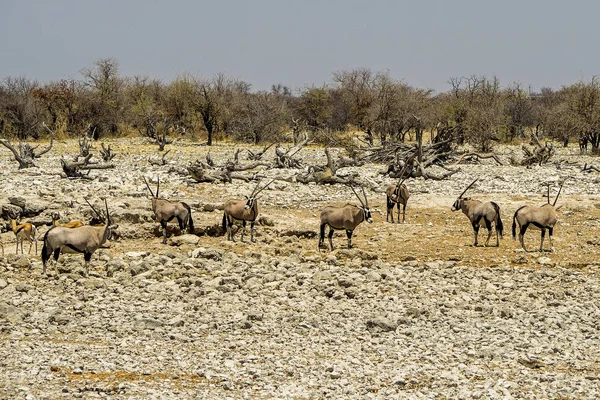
[41,199,118,276]
[143,176,194,244]
[8,209,37,255]
[222,179,274,243]
[386,170,410,223]
[512,181,564,252]
[451,179,503,247]
[319,186,373,251]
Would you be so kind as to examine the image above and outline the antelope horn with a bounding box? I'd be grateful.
[255,179,275,197]
[361,186,369,208]
[553,180,565,207]
[156,176,160,199]
[350,186,365,208]
[250,180,262,197]
[85,199,104,222]
[142,176,155,198]
[104,198,111,225]
[396,163,409,188]
[458,178,478,199]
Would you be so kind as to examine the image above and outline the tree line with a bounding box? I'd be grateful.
[1,58,600,154]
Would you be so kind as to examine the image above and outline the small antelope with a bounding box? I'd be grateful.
[319,186,373,251]
[41,199,118,276]
[143,176,194,244]
[512,181,563,252]
[8,210,37,255]
[51,212,84,228]
[451,179,503,247]
[222,179,274,243]
[386,173,410,223]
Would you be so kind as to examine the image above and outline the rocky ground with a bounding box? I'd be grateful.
[0,138,599,399]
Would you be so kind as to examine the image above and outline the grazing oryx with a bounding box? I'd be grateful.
[143,176,194,244]
[222,179,274,243]
[451,179,503,247]
[386,166,410,223]
[512,181,564,252]
[51,211,84,228]
[41,199,118,276]
[319,186,373,251]
[8,210,37,255]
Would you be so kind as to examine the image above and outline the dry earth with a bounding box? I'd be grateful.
[0,138,599,399]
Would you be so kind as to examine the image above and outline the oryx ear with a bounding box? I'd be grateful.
[245,195,249,199]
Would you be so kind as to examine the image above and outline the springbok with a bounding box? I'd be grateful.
[8,209,37,255]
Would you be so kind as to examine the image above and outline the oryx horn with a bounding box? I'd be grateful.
[553,180,565,207]
[143,176,156,198]
[85,199,104,222]
[458,179,479,199]
[350,186,366,208]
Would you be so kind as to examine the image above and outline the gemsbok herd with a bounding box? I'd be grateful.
[2,175,569,276]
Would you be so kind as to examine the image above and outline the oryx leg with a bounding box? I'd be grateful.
[397,203,401,224]
[386,198,394,223]
[548,227,554,250]
[319,223,327,251]
[519,223,529,252]
[346,230,353,249]
[540,228,546,252]
[328,227,335,251]
[402,203,407,223]
[160,220,168,244]
[227,216,236,242]
[84,252,92,276]
[241,220,247,243]
[177,217,185,232]
[484,218,493,247]
[250,221,256,243]
[472,217,482,246]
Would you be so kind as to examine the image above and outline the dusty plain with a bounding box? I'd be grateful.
[0,139,599,399]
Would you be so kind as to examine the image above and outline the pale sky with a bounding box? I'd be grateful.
[0,0,598,92]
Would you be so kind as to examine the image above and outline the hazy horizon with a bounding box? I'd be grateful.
[1,0,599,93]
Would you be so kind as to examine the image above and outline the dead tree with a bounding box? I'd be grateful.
[291,117,301,146]
[451,152,504,166]
[78,126,94,157]
[0,123,54,169]
[294,148,359,185]
[247,143,275,161]
[516,134,555,166]
[148,149,171,166]
[100,143,116,162]
[139,118,174,151]
[275,133,310,168]
[365,129,459,181]
[187,149,270,183]
[60,154,115,179]
[583,163,600,173]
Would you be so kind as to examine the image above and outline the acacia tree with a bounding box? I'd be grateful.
[332,68,376,132]
[295,86,333,133]
[192,74,248,145]
[81,58,124,138]
[504,83,536,141]
[230,91,288,144]
[444,76,505,152]
[0,77,46,139]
